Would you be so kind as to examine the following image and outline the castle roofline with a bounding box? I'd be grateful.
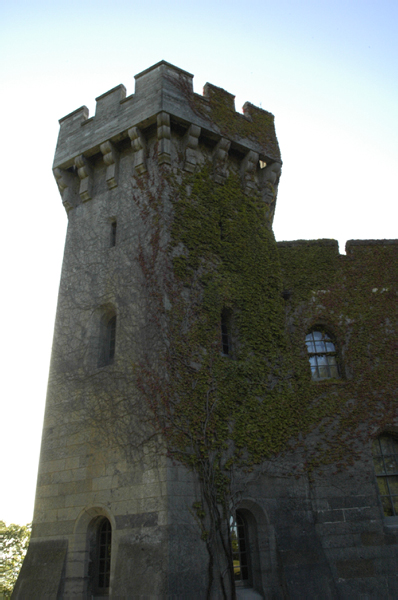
[134,60,194,81]
[53,61,281,170]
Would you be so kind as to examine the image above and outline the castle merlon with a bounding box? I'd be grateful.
[53,61,281,171]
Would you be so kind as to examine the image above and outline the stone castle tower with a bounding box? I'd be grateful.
[14,61,398,599]
[14,61,282,598]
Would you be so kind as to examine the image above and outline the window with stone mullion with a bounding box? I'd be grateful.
[305,330,340,380]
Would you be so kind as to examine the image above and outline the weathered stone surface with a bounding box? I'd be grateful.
[12,540,67,599]
[15,62,398,599]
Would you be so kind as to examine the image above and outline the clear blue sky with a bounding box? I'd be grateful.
[1,0,397,524]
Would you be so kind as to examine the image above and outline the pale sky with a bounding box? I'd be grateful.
[1,0,397,525]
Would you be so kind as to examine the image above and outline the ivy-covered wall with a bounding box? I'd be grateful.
[161,158,398,475]
[148,159,398,597]
[20,61,397,598]
[278,238,398,471]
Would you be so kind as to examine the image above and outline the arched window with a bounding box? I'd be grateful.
[231,512,250,587]
[99,312,116,366]
[372,434,398,517]
[91,517,112,595]
[305,329,340,380]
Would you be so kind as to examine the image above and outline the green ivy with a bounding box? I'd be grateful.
[137,160,397,489]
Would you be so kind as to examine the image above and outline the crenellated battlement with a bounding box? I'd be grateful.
[277,238,398,258]
[16,60,398,600]
[53,61,282,220]
[53,60,281,171]
[345,238,398,256]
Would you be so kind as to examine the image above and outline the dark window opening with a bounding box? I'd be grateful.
[372,434,398,517]
[106,316,116,363]
[99,313,116,367]
[305,329,340,380]
[221,312,230,355]
[93,517,112,594]
[231,512,250,586]
[110,220,117,247]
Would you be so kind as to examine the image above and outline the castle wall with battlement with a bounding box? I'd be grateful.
[13,62,398,600]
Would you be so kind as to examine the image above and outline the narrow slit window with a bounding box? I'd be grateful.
[107,316,116,363]
[110,220,117,247]
[99,313,116,367]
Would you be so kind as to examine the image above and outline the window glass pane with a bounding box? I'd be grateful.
[372,439,381,455]
[373,456,385,475]
[307,330,340,380]
[393,496,398,516]
[377,477,389,495]
[311,368,320,380]
[384,457,398,474]
[318,366,329,379]
[329,365,339,378]
[380,436,398,455]
[382,496,394,516]
[315,341,326,352]
[387,476,398,494]
[231,513,250,584]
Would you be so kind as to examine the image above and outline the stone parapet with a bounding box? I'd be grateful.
[53,60,281,171]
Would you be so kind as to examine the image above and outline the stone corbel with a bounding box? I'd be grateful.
[128,127,147,175]
[75,154,93,202]
[157,112,171,165]
[213,137,231,184]
[53,168,79,213]
[261,161,282,203]
[240,150,259,191]
[100,140,119,189]
[183,124,201,172]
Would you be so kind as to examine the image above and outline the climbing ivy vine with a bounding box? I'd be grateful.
[132,155,397,597]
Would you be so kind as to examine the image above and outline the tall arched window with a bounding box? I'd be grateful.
[305,329,340,380]
[91,517,112,595]
[372,434,398,517]
[231,512,250,587]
